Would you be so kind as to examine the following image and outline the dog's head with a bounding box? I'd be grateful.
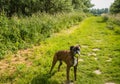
[70,45,81,56]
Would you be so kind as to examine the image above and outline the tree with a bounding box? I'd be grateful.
[72,0,93,12]
[110,0,120,14]
[0,0,93,16]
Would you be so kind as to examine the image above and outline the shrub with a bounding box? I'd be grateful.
[105,14,120,34]
[102,14,109,22]
[0,12,86,58]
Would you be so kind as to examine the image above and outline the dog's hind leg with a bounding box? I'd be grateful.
[49,56,57,74]
[58,60,62,71]
[66,65,70,82]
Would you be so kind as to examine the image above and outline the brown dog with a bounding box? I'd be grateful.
[49,45,81,82]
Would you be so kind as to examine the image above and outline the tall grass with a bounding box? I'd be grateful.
[102,13,120,34]
[109,14,120,26]
[0,12,86,58]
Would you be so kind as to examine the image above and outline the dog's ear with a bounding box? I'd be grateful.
[77,45,81,48]
[70,46,74,51]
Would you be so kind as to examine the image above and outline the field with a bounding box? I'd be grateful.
[0,16,120,84]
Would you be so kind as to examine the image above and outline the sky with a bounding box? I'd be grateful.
[91,0,115,9]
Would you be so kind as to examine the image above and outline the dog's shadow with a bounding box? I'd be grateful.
[31,71,59,84]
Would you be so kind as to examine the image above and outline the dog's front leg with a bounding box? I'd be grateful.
[74,66,77,81]
[66,66,70,82]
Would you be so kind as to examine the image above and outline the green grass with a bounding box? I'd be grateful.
[0,16,120,84]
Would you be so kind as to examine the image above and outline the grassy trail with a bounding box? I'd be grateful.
[0,17,120,84]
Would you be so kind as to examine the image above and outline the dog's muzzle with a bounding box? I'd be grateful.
[76,50,80,56]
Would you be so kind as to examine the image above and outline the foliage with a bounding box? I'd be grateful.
[72,0,93,12]
[108,14,120,26]
[0,0,93,16]
[0,12,86,58]
[110,0,120,14]
[101,14,120,34]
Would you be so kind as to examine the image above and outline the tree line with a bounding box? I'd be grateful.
[90,0,120,15]
[0,0,93,17]
[90,8,109,15]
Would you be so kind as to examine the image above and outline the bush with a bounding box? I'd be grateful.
[101,14,109,22]
[107,14,120,26]
[105,14,120,34]
[0,12,86,58]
